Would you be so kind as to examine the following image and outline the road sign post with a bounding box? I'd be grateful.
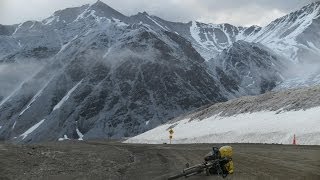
[169,128,174,144]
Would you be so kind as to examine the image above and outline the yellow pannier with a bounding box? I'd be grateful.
[225,160,234,174]
[219,146,234,174]
[219,145,233,158]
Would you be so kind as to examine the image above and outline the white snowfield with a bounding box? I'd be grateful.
[125,107,320,145]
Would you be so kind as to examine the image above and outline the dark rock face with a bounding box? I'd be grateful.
[164,31,205,63]
[215,67,239,93]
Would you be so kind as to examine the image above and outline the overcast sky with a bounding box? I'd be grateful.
[0,0,319,26]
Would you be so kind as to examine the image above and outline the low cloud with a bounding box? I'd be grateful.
[0,62,43,99]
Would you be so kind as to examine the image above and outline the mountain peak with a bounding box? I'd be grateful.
[91,0,109,8]
[310,1,320,6]
[89,0,127,20]
[90,0,117,11]
[135,11,149,16]
[296,1,320,16]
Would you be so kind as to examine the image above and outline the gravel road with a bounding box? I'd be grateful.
[0,141,319,180]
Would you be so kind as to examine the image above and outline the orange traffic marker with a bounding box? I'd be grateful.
[293,134,296,145]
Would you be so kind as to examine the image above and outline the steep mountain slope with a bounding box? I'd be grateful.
[211,41,290,95]
[126,86,320,145]
[245,1,320,63]
[0,11,232,142]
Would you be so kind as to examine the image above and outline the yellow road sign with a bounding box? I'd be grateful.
[168,128,174,144]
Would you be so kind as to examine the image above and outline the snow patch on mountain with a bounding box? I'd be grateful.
[76,128,84,140]
[190,21,202,47]
[125,106,320,145]
[58,135,70,141]
[58,35,79,54]
[43,15,59,25]
[53,79,83,111]
[112,18,127,27]
[12,23,23,36]
[19,79,51,116]
[20,119,45,140]
[189,21,220,60]
[12,121,16,130]
[146,15,169,31]
[0,79,25,107]
[74,6,91,22]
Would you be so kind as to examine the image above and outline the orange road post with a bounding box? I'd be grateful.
[293,134,296,145]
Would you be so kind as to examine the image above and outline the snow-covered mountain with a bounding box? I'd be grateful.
[187,22,261,60]
[0,1,319,143]
[245,2,320,63]
[0,1,232,142]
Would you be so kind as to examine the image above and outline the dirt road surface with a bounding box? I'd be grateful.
[0,141,319,180]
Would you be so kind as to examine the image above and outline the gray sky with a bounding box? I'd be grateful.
[0,0,319,26]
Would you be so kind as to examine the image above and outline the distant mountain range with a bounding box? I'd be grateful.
[0,0,319,143]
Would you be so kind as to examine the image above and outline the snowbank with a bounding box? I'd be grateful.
[125,107,320,145]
